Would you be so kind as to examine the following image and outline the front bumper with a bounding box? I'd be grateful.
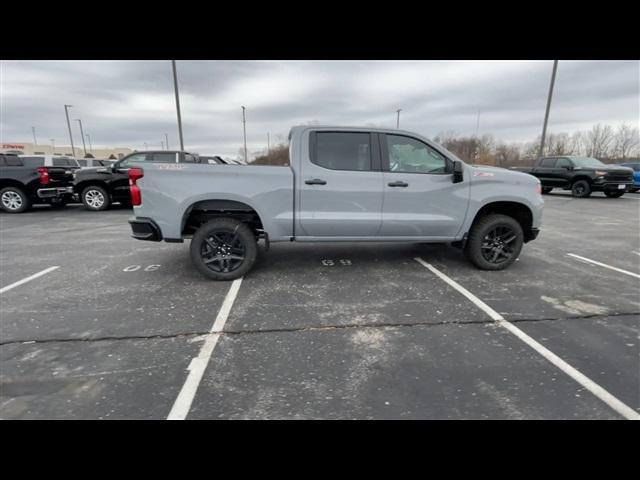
[129,217,162,241]
[37,186,74,199]
[593,180,634,192]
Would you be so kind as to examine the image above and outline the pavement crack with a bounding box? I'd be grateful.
[1,311,637,346]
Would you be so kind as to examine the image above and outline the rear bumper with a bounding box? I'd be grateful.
[37,186,74,199]
[129,217,162,241]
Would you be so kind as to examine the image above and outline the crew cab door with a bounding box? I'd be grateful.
[532,157,562,186]
[298,131,384,237]
[379,133,469,238]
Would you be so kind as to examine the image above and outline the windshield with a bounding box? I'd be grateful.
[571,157,605,168]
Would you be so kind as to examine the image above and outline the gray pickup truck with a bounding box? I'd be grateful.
[128,126,544,280]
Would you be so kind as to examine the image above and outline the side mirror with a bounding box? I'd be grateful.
[452,161,464,183]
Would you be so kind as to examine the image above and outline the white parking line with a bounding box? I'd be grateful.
[632,251,640,257]
[167,277,243,420]
[0,266,60,294]
[567,253,640,279]
[414,257,640,420]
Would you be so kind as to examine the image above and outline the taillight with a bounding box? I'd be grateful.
[129,168,144,206]
[37,167,50,185]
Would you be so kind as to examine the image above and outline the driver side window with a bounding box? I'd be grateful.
[556,158,572,169]
[386,135,447,174]
[118,153,147,169]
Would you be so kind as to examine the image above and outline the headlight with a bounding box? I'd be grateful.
[594,170,606,176]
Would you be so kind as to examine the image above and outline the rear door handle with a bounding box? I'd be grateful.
[387,181,408,187]
[305,178,327,185]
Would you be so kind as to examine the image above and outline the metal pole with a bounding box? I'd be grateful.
[161,140,164,150]
[86,134,92,153]
[75,119,87,156]
[144,142,148,150]
[164,133,169,150]
[32,126,37,146]
[171,60,185,151]
[242,106,247,163]
[267,132,270,153]
[51,139,55,154]
[475,109,481,137]
[539,60,559,158]
[396,109,402,129]
[64,105,76,157]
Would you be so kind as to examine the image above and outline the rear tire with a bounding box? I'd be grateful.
[190,218,257,281]
[604,190,625,198]
[81,185,110,211]
[571,180,591,198]
[466,214,524,271]
[0,186,31,213]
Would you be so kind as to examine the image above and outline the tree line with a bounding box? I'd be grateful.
[249,122,639,167]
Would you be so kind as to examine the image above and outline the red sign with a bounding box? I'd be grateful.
[2,144,25,149]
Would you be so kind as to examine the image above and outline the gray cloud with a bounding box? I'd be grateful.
[1,60,638,157]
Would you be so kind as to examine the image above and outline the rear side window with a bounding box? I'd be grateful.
[77,159,87,166]
[150,153,176,163]
[313,132,371,171]
[20,157,44,167]
[540,158,557,167]
[5,156,24,166]
[556,158,572,168]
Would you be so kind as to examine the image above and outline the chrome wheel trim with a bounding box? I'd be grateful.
[85,189,105,208]
[1,191,23,210]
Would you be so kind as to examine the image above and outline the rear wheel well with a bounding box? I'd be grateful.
[470,201,534,241]
[182,200,264,237]
[76,180,109,195]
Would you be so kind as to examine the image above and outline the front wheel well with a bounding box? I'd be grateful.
[571,176,593,185]
[182,199,264,236]
[469,201,534,241]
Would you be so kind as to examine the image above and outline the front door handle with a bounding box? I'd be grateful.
[388,181,408,187]
[305,178,327,185]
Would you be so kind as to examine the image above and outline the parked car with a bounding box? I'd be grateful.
[19,154,81,170]
[615,162,640,192]
[0,154,75,213]
[128,125,544,280]
[200,156,227,165]
[73,150,201,211]
[512,156,634,198]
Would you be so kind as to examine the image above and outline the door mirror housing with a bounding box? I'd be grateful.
[452,161,464,183]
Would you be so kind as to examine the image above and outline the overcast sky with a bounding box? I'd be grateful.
[1,60,638,158]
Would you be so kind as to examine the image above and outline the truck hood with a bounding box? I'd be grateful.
[470,164,540,185]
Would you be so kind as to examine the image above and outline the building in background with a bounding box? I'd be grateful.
[1,142,132,159]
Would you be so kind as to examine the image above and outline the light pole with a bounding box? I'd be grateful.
[171,60,185,151]
[51,139,55,154]
[539,60,559,158]
[144,142,148,150]
[85,134,92,153]
[64,104,76,157]
[161,140,164,150]
[267,132,270,154]
[242,106,247,163]
[32,126,37,146]
[75,119,87,156]
[475,109,481,137]
[164,133,169,150]
[396,109,402,129]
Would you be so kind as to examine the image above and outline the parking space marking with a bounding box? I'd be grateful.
[0,266,60,294]
[567,253,640,279]
[632,251,640,257]
[167,277,243,420]
[414,257,640,420]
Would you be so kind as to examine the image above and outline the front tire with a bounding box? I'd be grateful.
[81,185,110,211]
[190,218,257,281]
[466,214,524,271]
[604,190,625,198]
[0,186,31,213]
[571,180,591,198]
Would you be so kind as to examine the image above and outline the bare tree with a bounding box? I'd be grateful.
[585,124,614,159]
[545,132,572,155]
[613,123,640,160]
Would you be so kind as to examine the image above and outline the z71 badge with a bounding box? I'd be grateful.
[158,164,187,170]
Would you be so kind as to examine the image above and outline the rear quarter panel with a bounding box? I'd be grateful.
[133,163,294,240]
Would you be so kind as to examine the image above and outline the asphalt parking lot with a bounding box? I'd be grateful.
[1,191,639,419]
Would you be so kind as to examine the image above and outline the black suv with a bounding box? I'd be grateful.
[73,150,201,211]
[0,154,76,213]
